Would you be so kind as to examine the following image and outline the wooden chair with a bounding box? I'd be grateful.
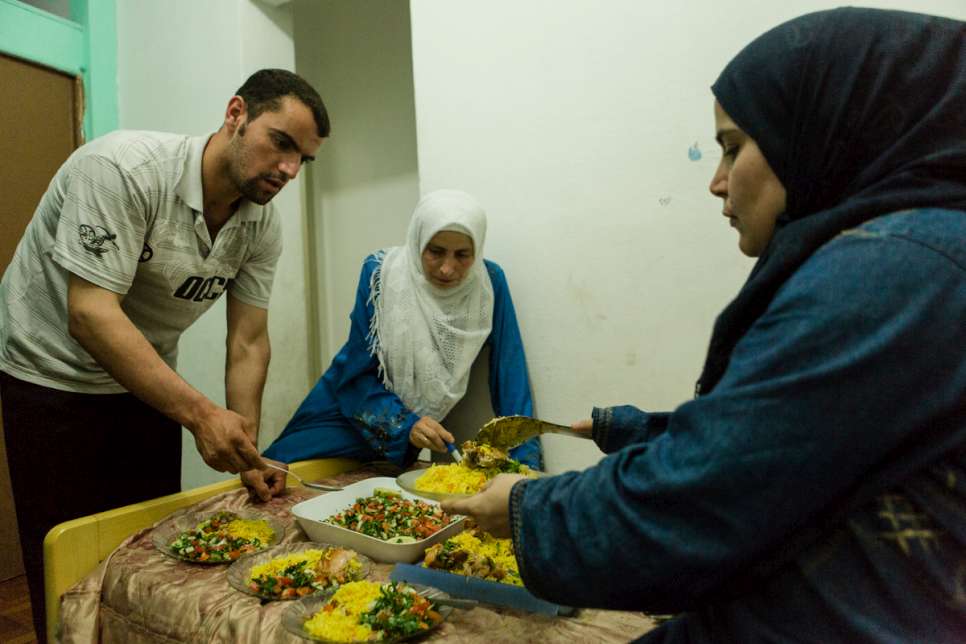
[42,458,358,642]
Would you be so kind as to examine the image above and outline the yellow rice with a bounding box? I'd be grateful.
[248,549,324,582]
[427,530,523,586]
[414,463,489,494]
[248,549,362,584]
[303,580,381,642]
[224,518,274,544]
[414,462,535,495]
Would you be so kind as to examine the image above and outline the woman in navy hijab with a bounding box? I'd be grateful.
[445,8,966,642]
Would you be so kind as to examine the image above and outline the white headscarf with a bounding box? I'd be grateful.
[368,189,494,420]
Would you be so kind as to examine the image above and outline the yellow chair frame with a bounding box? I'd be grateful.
[42,458,358,642]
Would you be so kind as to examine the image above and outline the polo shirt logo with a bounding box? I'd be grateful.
[78,224,119,257]
[173,275,227,302]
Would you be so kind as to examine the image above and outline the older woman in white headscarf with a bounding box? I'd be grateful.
[244,190,540,499]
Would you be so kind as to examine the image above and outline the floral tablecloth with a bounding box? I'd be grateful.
[58,465,656,643]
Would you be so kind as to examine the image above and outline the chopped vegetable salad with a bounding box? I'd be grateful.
[325,489,452,541]
[168,511,273,563]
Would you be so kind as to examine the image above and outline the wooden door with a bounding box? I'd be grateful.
[0,53,82,581]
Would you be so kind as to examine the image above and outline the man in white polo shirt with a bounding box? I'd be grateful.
[0,68,327,641]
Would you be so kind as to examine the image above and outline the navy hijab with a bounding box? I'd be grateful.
[698,7,966,395]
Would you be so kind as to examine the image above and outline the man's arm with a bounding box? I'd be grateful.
[225,294,270,438]
[226,295,286,500]
[67,273,264,473]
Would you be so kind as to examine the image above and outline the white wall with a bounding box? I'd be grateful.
[116,0,312,489]
[408,0,966,473]
[290,1,503,462]
[292,0,420,369]
[113,0,966,485]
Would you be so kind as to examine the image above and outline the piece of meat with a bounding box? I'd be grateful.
[461,441,513,470]
[316,547,357,582]
[423,544,444,568]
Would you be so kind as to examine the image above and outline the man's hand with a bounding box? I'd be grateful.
[241,457,288,502]
[188,407,265,473]
[440,473,526,538]
[409,416,455,452]
[66,274,266,475]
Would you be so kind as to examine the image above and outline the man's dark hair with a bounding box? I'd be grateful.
[235,68,330,137]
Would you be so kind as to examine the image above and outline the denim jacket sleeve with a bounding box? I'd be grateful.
[328,255,421,465]
[485,260,541,469]
[591,405,671,452]
[509,219,966,612]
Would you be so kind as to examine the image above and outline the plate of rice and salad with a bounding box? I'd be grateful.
[397,441,543,502]
[281,580,452,643]
[389,522,576,617]
[152,510,284,564]
[227,542,372,601]
[422,526,523,586]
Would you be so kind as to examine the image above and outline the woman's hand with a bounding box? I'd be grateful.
[409,416,456,452]
[240,457,288,502]
[440,473,526,538]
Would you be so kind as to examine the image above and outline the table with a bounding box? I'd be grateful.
[58,465,657,643]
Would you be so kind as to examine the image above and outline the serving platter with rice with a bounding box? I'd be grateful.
[422,526,523,586]
[281,580,453,643]
[397,441,543,502]
[227,541,372,601]
[152,510,284,564]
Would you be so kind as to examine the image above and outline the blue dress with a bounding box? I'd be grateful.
[265,254,541,469]
[508,209,966,642]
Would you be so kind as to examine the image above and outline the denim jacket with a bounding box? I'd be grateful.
[510,209,966,642]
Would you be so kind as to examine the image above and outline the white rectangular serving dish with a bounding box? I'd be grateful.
[291,476,466,563]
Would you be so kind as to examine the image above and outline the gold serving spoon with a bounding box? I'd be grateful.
[474,415,589,450]
[264,462,343,491]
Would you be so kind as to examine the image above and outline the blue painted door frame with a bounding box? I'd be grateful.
[0,0,118,139]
